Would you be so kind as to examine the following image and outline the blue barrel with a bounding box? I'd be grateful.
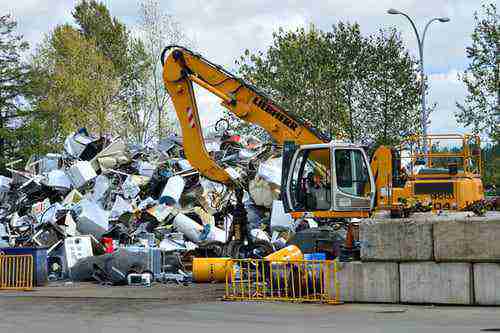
[303,253,327,292]
[304,253,326,261]
[0,247,48,286]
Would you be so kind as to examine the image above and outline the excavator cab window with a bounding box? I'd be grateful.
[334,149,371,198]
[289,148,332,211]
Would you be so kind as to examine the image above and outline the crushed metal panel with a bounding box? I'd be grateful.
[68,161,97,188]
[76,199,109,238]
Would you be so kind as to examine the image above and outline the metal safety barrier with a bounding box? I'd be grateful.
[224,259,340,304]
[0,254,34,290]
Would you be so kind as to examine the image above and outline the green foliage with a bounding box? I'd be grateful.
[235,23,421,146]
[0,14,42,171]
[73,0,152,143]
[2,0,192,168]
[361,29,422,146]
[482,143,499,187]
[71,0,191,143]
[237,25,342,137]
[456,3,499,144]
[31,25,119,138]
[73,0,130,76]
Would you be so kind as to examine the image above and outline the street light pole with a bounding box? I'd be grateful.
[387,9,450,161]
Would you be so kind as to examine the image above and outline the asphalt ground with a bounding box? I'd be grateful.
[1,289,500,333]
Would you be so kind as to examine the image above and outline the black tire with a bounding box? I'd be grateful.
[223,240,244,258]
[197,241,225,257]
[250,240,274,258]
[215,118,230,133]
[223,240,274,259]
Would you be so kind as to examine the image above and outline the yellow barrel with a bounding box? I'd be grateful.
[192,257,233,282]
[264,245,303,262]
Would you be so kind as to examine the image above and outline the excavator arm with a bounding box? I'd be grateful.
[162,45,375,227]
[161,45,328,186]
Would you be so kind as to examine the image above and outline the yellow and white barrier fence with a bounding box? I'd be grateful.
[0,254,34,290]
[224,259,339,304]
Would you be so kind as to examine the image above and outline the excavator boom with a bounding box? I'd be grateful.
[161,46,328,185]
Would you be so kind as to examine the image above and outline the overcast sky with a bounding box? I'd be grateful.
[3,0,491,136]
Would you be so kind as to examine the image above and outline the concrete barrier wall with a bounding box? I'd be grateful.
[330,262,400,303]
[328,261,500,305]
[473,263,500,305]
[355,213,500,305]
[434,220,500,262]
[360,219,433,261]
[400,262,472,305]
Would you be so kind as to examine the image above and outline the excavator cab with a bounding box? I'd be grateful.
[281,141,375,218]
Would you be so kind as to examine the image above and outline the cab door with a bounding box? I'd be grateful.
[283,145,332,212]
[331,148,374,211]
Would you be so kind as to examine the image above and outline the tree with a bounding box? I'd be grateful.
[137,0,194,142]
[482,142,499,188]
[31,25,120,138]
[0,14,35,171]
[72,0,151,143]
[456,3,499,143]
[236,25,342,139]
[73,1,130,76]
[326,23,367,142]
[236,23,421,146]
[360,29,421,146]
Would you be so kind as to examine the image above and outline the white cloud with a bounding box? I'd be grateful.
[428,68,469,134]
[3,0,75,48]
[429,69,462,84]
[3,0,489,135]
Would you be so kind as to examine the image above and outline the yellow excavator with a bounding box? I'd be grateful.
[161,46,484,251]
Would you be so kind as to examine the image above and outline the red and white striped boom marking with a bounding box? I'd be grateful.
[187,107,195,128]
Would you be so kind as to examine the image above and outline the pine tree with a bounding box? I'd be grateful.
[0,15,32,171]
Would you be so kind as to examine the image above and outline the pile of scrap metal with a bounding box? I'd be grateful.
[0,127,347,285]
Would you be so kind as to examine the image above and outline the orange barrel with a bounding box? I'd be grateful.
[192,257,233,282]
[264,245,303,262]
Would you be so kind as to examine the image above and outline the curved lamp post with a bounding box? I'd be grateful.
[387,9,450,158]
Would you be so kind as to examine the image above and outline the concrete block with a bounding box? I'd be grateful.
[400,262,472,304]
[434,219,500,262]
[360,219,433,261]
[473,263,500,305]
[328,261,400,303]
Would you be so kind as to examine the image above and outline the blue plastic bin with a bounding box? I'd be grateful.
[0,247,48,286]
[304,252,327,272]
[304,253,326,261]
